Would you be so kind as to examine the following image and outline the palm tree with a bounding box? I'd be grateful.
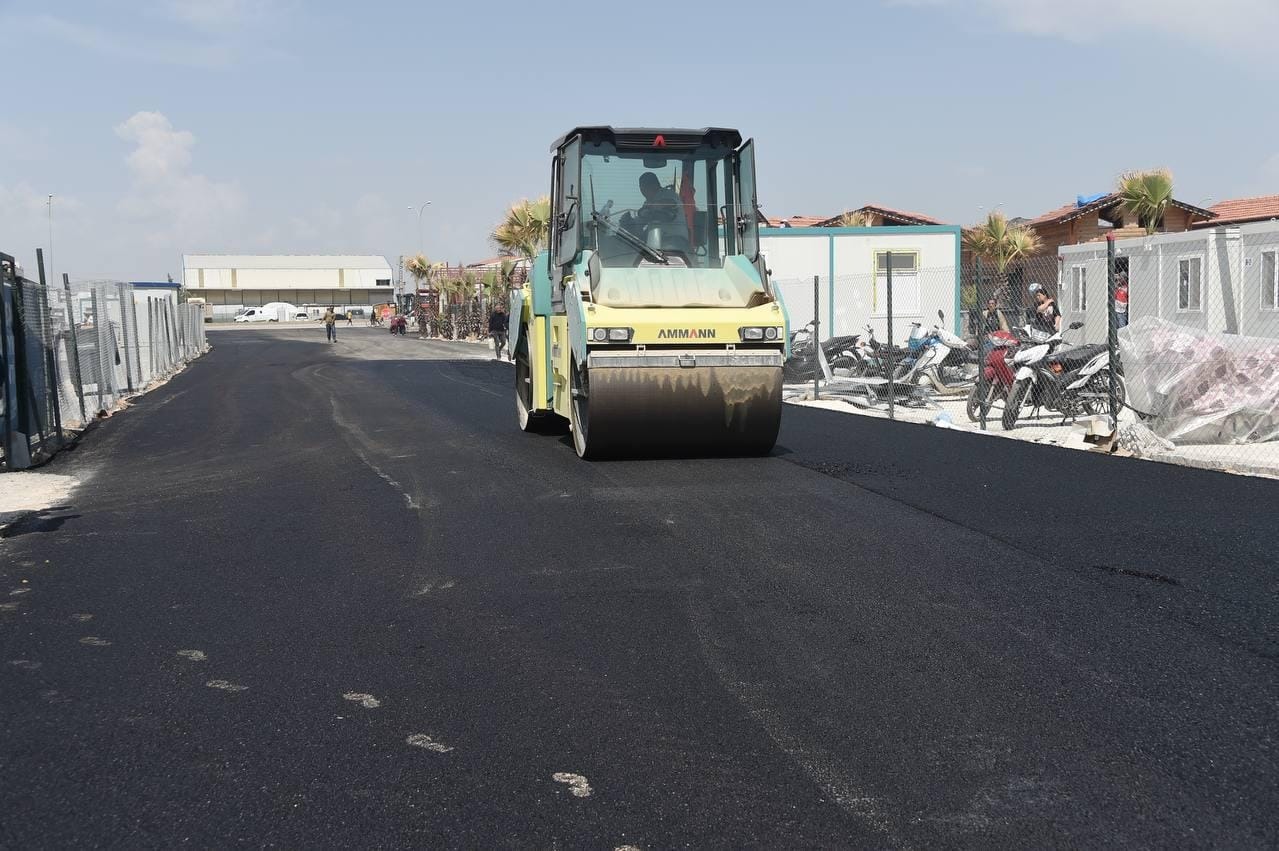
[838,210,877,227]
[1117,169,1174,235]
[435,275,467,339]
[491,196,551,261]
[404,254,433,291]
[963,211,1043,305]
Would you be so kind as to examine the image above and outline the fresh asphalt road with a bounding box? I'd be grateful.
[2,326,1277,849]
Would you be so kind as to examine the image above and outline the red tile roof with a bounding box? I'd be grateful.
[1025,194,1120,227]
[1026,193,1215,228]
[762,214,830,228]
[465,255,526,268]
[817,204,944,227]
[1198,194,1279,226]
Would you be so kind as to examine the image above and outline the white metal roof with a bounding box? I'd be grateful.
[183,254,392,270]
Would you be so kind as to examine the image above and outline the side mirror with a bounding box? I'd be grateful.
[1069,320,1084,330]
[937,309,945,321]
[586,252,601,288]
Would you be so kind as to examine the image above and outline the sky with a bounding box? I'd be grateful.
[2,0,1277,282]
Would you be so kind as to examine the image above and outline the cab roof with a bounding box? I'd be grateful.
[551,126,743,152]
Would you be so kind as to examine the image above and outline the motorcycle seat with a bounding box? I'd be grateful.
[1050,343,1107,369]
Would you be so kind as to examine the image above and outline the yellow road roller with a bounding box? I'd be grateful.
[509,126,789,459]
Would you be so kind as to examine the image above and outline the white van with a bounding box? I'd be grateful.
[234,302,303,323]
[234,307,272,323]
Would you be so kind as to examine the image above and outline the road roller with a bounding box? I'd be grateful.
[509,126,789,459]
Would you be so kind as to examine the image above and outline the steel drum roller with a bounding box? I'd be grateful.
[576,365,782,457]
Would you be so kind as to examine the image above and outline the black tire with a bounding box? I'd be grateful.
[966,384,996,422]
[1003,380,1028,430]
[569,360,595,459]
[515,325,561,434]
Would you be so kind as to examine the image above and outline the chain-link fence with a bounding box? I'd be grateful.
[779,261,971,413]
[780,232,1279,477]
[2,249,208,470]
[1078,225,1279,474]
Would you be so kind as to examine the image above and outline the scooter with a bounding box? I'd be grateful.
[896,311,976,397]
[1002,321,1122,430]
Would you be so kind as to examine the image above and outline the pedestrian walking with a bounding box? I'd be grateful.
[489,304,509,360]
[346,311,354,326]
[323,306,337,342]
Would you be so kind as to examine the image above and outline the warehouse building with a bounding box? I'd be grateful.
[181,255,394,321]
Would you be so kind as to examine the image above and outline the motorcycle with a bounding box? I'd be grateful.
[783,327,862,383]
[965,329,1020,421]
[895,311,976,397]
[1002,321,1124,430]
[854,324,910,379]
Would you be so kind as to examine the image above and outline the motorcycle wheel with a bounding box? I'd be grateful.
[1003,380,1028,430]
[966,384,997,422]
[1081,371,1127,416]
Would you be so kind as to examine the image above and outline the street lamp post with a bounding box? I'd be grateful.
[47,194,54,284]
[408,202,432,317]
[410,202,431,256]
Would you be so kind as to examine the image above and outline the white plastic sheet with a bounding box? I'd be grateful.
[1120,316,1279,445]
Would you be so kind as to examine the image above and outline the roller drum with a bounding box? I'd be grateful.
[574,364,782,458]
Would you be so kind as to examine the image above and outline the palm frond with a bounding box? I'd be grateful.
[1118,168,1175,235]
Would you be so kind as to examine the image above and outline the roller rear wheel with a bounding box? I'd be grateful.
[570,361,595,459]
[515,326,561,434]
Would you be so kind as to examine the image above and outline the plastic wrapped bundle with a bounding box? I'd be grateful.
[1120,316,1279,445]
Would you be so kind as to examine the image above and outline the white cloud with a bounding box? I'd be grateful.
[161,0,276,32]
[116,112,195,181]
[890,0,1279,59]
[1264,153,1279,181]
[11,14,236,68]
[114,111,244,250]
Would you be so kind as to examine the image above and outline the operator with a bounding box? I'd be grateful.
[621,172,681,237]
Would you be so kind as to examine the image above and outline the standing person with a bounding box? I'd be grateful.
[1028,283,1061,334]
[488,303,509,360]
[1115,272,1130,329]
[345,310,354,326]
[323,306,337,342]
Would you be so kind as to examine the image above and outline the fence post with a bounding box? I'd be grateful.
[1,253,33,469]
[1106,234,1119,432]
[61,273,87,425]
[36,250,64,445]
[812,274,820,401]
[976,257,987,430]
[886,251,895,421]
[116,282,135,393]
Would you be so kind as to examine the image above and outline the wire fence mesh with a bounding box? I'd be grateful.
[2,254,207,469]
[779,235,1279,478]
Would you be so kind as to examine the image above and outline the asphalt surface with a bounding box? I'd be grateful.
[2,326,1277,849]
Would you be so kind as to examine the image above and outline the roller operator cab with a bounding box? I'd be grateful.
[509,127,789,459]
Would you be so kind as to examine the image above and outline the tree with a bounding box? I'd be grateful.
[963,211,1043,306]
[404,254,434,291]
[491,196,551,260]
[838,210,877,227]
[435,275,467,339]
[1118,169,1174,235]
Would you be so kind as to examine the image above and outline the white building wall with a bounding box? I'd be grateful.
[1060,225,1279,342]
[760,227,960,340]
